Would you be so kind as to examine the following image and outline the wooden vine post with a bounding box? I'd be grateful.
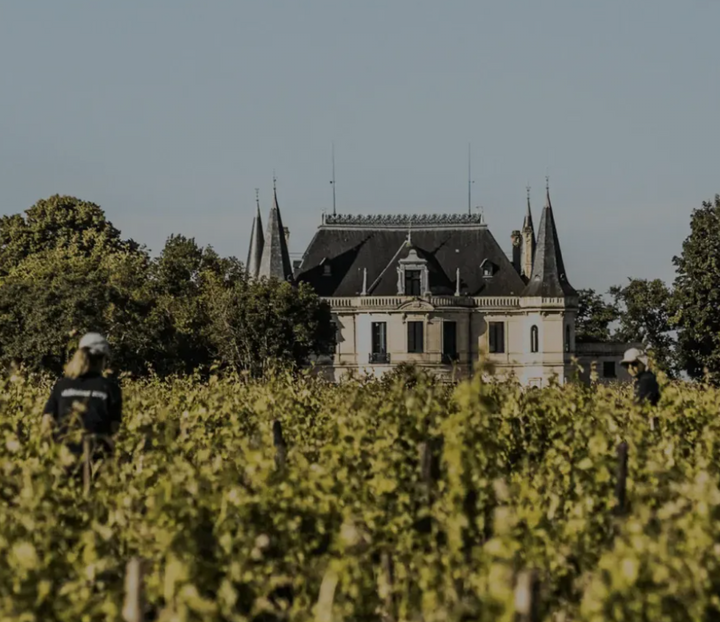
[122,557,144,622]
[513,569,540,622]
[378,551,396,622]
[82,436,92,498]
[614,441,629,516]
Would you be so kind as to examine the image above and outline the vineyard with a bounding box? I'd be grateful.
[1,367,720,622]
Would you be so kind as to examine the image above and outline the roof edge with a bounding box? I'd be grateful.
[322,213,486,228]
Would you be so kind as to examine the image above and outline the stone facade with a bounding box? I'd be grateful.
[248,182,632,387]
[324,294,576,386]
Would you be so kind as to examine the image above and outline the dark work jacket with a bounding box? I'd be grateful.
[43,373,122,454]
[634,370,660,406]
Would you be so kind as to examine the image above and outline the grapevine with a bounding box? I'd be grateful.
[1,368,719,621]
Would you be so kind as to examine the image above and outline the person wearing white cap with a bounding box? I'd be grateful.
[620,347,660,406]
[42,332,123,457]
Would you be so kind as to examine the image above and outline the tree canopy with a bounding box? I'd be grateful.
[0,196,334,376]
[575,289,618,343]
[672,195,720,382]
[610,279,677,377]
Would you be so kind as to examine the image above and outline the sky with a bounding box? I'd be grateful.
[0,1,718,292]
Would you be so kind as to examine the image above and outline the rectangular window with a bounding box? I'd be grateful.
[603,361,616,378]
[443,321,457,354]
[405,270,422,296]
[407,321,424,353]
[371,322,387,354]
[488,321,505,354]
[442,321,458,363]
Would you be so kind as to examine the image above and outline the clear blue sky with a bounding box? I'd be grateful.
[1,1,718,292]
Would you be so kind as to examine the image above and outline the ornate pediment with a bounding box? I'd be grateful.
[397,298,435,312]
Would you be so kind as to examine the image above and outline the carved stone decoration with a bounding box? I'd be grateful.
[397,299,435,312]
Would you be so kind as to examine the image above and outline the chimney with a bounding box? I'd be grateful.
[511,230,522,274]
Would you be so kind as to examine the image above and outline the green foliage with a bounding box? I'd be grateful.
[610,279,677,376]
[0,197,334,376]
[2,371,719,620]
[203,277,335,376]
[0,195,137,274]
[0,242,155,374]
[575,289,618,343]
[672,195,720,382]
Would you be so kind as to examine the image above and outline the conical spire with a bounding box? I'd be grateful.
[523,185,535,232]
[246,189,264,278]
[258,178,294,281]
[522,179,576,297]
[521,185,536,280]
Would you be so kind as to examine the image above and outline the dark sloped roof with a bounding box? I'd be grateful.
[258,188,293,281]
[295,215,526,297]
[246,201,264,278]
[367,241,455,295]
[522,190,577,297]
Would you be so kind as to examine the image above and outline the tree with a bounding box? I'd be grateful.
[609,278,677,376]
[672,194,720,381]
[0,195,137,275]
[203,275,335,375]
[575,289,618,343]
[0,242,155,374]
[0,195,337,377]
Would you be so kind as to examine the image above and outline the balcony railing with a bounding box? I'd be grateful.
[369,352,391,364]
[325,295,518,309]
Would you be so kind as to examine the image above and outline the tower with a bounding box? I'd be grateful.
[258,179,294,281]
[521,186,536,280]
[246,190,264,279]
[523,180,575,298]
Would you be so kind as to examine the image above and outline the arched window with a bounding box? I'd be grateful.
[565,324,571,353]
[530,325,539,353]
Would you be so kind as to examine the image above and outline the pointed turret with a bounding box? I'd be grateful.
[258,180,294,281]
[521,185,536,279]
[246,190,264,278]
[522,180,576,297]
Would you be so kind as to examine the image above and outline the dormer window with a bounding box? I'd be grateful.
[405,270,422,296]
[320,257,331,277]
[480,259,496,278]
[397,249,430,296]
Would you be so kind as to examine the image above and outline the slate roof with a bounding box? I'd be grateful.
[246,199,264,278]
[295,214,527,297]
[523,190,535,233]
[258,187,293,281]
[522,188,577,297]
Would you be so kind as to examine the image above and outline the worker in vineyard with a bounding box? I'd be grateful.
[620,348,660,406]
[42,332,122,457]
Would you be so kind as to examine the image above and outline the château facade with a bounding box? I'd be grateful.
[246,184,631,386]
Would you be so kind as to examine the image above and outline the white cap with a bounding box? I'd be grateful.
[620,347,647,367]
[78,332,110,357]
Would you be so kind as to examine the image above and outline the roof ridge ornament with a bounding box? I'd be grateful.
[545,175,552,210]
[323,213,485,227]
